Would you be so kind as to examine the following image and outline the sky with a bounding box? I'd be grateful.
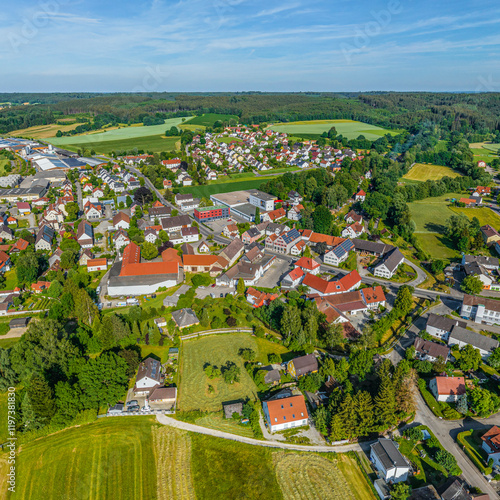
[1,0,500,92]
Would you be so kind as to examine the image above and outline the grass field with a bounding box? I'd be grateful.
[177,178,277,198]
[450,206,500,227]
[10,122,80,139]
[178,334,260,412]
[153,426,196,500]
[403,163,461,182]
[0,417,158,500]
[185,114,239,127]
[0,393,8,443]
[269,119,401,141]
[408,193,465,259]
[194,412,255,438]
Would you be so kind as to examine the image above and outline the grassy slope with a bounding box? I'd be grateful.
[185,114,239,127]
[0,160,10,175]
[269,119,401,140]
[1,417,158,500]
[178,334,260,412]
[403,163,461,181]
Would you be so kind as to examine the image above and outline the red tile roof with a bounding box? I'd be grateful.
[482,425,500,453]
[295,257,320,271]
[362,286,386,304]
[122,242,141,267]
[161,248,182,266]
[87,258,107,268]
[266,395,309,426]
[434,376,466,396]
[12,239,29,251]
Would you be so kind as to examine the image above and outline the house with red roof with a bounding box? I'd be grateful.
[281,267,305,288]
[16,202,31,215]
[0,251,11,273]
[429,376,466,403]
[355,190,366,202]
[11,238,29,253]
[481,426,500,466]
[246,287,278,308]
[341,222,365,239]
[31,281,51,293]
[303,270,362,296]
[263,394,309,433]
[294,257,320,275]
[87,258,108,272]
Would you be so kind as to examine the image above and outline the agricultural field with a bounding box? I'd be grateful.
[0,393,8,443]
[450,206,500,228]
[153,426,196,500]
[184,113,239,127]
[269,119,401,141]
[402,163,461,182]
[0,417,158,500]
[469,142,500,163]
[10,122,80,139]
[177,177,277,198]
[177,334,261,412]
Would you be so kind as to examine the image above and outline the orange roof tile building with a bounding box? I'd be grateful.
[263,394,309,432]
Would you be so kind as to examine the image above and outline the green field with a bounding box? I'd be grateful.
[1,417,158,500]
[0,393,8,443]
[177,178,277,198]
[0,160,10,176]
[178,334,261,412]
[408,192,500,259]
[0,417,375,500]
[403,163,461,182]
[185,113,239,127]
[269,119,401,140]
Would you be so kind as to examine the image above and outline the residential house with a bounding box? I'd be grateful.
[265,228,301,254]
[429,376,466,402]
[6,216,17,227]
[294,256,320,275]
[246,287,278,308]
[169,227,200,245]
[242,226,261,244]
[414,337,450,362]
[355,190,366,202]
[144,228,159,244]
[352,239,394,257]
[324,239,354,266]
[463,261,495,290]
[175,193,199,211]
[263,393,309,433]
[481,426,500,466]
[287,354,318,378]
[460,294,500,326]
[370,438,410,483]
[302,270,362,296]
[219,238,244,267]
[113,212,130,230]
[149,205,172,222]
[439,478,472,500]
[16,201,31,215]
[216,256,275,287]
[149,386,177,406]
[0,251,11,273]
[448,325,499,360]
[480,225,500,246]
[345,211,363,224]
[133,357,162,396]
[113,229,130,250]
[341,222,365,239]
[161,214,192,233]
[77,220,94,249]
[183,255,228,275]
[31,280,51,293]
[92,187,104,198]
[262,207,286,223]
[223,224,239,239]
[87,258,108,272]
[154,317,167,328]
[425,313,467,341]
[198,241,210,253]
[79,249,94,266]
[35,224,55,251]
[11,238,29,253]
[287,204,304,221]
[373,247,405,279]
[473,186,491,197]
[84,202,102,220]
[462,254,499,270]
[171,308,200,329]
[281,267,305,288]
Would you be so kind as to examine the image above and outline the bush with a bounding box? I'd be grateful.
[435,449,459,474]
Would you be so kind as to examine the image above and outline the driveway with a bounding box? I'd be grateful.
[196,285,235,299]
[255,259,290,288]
[164,284,191,307]
[405,259,427,287]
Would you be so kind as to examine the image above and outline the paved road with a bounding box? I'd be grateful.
[156,414,366,453]
[413,391,500,499]
[76,181,83,211]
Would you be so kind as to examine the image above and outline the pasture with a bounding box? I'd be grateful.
[450,206,500,227]
[177,334,261,412]
[0,417,158,500]
[185,113,239,127]
[269,119,400,140]
[402,163,460,182]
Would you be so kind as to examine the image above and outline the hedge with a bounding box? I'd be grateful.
[457,430,492,475]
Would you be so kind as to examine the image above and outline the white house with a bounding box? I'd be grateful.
[341,223,364,239]
[324,240,354,266]
[373,248,404,279]
[481,426,500,466]
[425,313,467,341]
[448,325,499,360]
[370,439,410,484]
[133,358,162,396]
[429,376,466,403]
[262,393,309,433]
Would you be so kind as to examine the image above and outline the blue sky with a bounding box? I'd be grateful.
[1,0,500,92]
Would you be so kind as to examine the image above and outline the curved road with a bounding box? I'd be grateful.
[156,414,365,453]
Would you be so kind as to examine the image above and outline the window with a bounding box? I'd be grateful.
[283,416,286,420]
[290,403,293,407]
[300,412,304,417]
[292,414,295,418]
[281,405,284,409]
[274,418,277,422]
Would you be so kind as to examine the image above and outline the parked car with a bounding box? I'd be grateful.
[127,400,138,407]
[127,406,140,412]
[220,293,223,298]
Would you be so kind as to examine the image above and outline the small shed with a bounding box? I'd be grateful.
[223,401,244,419]
[9,317,30,329]
[169,348,179,359]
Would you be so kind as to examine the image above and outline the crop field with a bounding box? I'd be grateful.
[177,178,277,198]
[185,113,239,127]
[402,163,461,182]
[269,119,401,140]
[178,334,260,412]
[0,417,158,500]
[153,426,196,500]
[48,117,191,146]
[10,122,80,139]
[274,453,371,500]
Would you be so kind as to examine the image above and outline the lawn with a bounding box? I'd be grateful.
[177,178,278,198]
[2,270,17,290]
[215,136,243,144]
[402,163,461,182]
[0,417,158,500]
[185,113,239,127]
[48,117,191,146]
[269,119,401,141]
[177,333,261,412]
[139,344,172,364]
[408,193,466,259]
[450,206,500,228]
[194,411,255,438]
